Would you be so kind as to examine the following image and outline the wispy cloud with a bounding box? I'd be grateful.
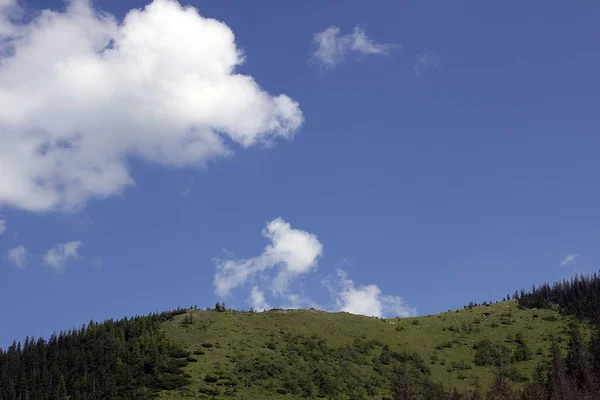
[414,51,441,76]
[559,253,578,268]
[43,241,83,272]
[0,218,5,234]
[181,177,195,197]
[325,269,416,318]
[8,245,26,269]
[312,26,398,70]
[213,218,323,297]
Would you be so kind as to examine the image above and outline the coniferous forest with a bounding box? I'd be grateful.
[517,272,600,323]
[0,309,191,400]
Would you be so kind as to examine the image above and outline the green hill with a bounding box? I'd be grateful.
[157,300,579,399]
[4,273,600,399]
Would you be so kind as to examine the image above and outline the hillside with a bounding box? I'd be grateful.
[158,300,579,399]
[4,274,600,399]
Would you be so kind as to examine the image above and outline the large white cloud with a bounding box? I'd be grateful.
[213,218,323,297]
[327,269,416,318]
[43,241,83,272]
[0,0,303,212]
[312,26,397,70]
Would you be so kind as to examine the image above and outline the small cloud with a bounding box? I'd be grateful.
[213,218,323,297]
[0,218,5,234]
[414,51,441,76]
[181,177,195,197]
[559,253,578,268]
[325,269,416,318]
[43,241,83,272]
[248,286,271,312]
[312,26,398,70]
[8,245,26,269]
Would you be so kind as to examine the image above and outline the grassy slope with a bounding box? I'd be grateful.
[159,300,577,399]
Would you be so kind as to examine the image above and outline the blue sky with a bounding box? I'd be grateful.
[1,0,599,347]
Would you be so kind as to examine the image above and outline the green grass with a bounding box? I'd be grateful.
[158,301,578,399]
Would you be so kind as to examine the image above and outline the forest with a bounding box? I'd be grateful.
[0,309,192,400]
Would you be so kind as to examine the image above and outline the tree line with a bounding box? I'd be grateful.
[0,309,192,400]
[517,272,600,322]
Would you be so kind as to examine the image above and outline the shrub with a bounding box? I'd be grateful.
[412,319,420,325]
[451,360,472,370]
[185,356,197,362]
[193,350,205,355]
[169,348,191,358]
[198,387,220,395]
[473,340,511,366]
[542,315,558,322]
[201,342,214,348]
[204,375,218,383]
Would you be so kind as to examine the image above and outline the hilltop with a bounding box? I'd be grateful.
[3,273,600,399]
[157,300,578,399]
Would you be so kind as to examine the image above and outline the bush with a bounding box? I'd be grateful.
[193,350,206,355]
[204,375,218,383]
[198,387,220,395]
[473,340,511,366]
[201,342,214,348]
[451,360,472,371]
[169,348,191,358]
[185,356,197,362]
[411,319,420,325]
[542,315,558,322]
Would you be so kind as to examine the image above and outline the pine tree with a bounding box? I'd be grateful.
[486,360,517,400]
[392,362,417,400]
[549,339,576,400]
[522,365,547,400]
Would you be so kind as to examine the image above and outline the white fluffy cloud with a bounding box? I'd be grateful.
[214,218,323,297]
[43,241,83,271]
[0,0,303,212]
[312,26,396,70]
[0,218,5,234]
[249,286,271,312]
[328,270,416,318]
[8,245,26,268]
[214,218,416,318]
[559,253,578,268]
